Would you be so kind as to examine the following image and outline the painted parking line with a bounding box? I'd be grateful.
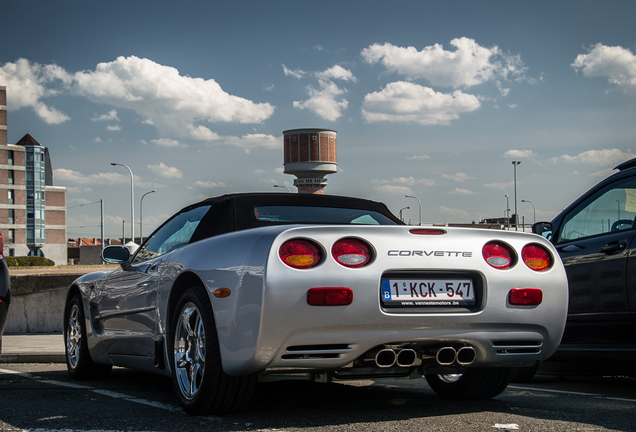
[0,368,181,413]
[508,385,636,403]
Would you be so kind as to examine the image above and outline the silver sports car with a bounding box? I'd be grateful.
[64,193,568,415]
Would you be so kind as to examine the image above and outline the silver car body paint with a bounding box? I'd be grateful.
[70,224,568,378]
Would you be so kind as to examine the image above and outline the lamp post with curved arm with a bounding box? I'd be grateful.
[273,185,292,193]
[111,163,135,243]
[399,206,410,222]
[140,190,156,243]
[521,199,536,225]
[405,195,422,226]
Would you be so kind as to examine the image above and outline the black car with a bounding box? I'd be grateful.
[532,156,636,375]
[0,233,10,357]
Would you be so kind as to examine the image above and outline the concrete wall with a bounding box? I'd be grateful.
[5,272,85,333]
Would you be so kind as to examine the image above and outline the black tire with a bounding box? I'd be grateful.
[170,287,256,415]
[64,294,112,379]
[511,364,539,383]
[425,367,513,399]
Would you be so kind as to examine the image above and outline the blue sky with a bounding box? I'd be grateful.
[2,0,635,238]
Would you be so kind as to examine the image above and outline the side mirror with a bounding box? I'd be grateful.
[102,245,131,270]
[532,222,553,241]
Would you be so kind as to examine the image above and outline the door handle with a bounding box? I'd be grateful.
[599,240,627,254]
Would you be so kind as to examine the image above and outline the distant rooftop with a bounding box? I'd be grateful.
[16,133,42,146]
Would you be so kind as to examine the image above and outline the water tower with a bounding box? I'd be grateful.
[283,128,337,194]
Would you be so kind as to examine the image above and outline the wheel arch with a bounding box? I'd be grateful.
[166,272,209,342]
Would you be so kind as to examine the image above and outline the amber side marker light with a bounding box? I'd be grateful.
[307,287,353,306]
[509,288,543,306]
[213,288,232,298]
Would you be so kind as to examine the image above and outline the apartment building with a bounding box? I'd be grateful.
[0,85,67,264]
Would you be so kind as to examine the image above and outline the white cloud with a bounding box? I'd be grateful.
[73,56,274,135]
[106,124,121,131]
[362,81,480,125]
[442,172,473,182]
[282,64,306,79]
[503,149,538,161]
[373,177,435,187]
[550,148,633,166]
[361,38,527,88]
[54,168,130,185]
[0,58,71,124]
[313,45,324,51]
[151,138,184,148]
[407,155,430,160]
[190,180,228,189]
[148,162,183,178]
[449,187,478,195]
[484,181,513,190]
[224,133,281,150]
[572,43,636,93]
[188,124,221,141]
[315,65,357,82]
[294,79,349,121]
[373,184,414,195]
[439,206,470,219]
[92,109,119,122]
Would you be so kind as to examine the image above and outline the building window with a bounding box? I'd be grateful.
[8,150,14,165]
[8,209,14,224]
[8,189,14,205]
[8,170,14,185]
[8,229,14,244]
[9,249,14,257]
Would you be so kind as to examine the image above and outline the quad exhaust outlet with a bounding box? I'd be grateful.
[370,346,476,368]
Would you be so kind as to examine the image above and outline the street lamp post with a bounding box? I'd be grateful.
[273,185,292,193]
[399,206,410,222]
[122,220,126,245]
[111,163,135,243]
[504,194,510,229]
[405,195,422,226]
[521,199,536,225]
[140,190,156,244]
[512,161,521,231]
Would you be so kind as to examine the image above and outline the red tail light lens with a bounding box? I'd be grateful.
[332,238,372,268]
[482,242,514,269]
[509,288,543,306]
[279,239,322,269]
[307,287,353,306]
[522,244,552,271]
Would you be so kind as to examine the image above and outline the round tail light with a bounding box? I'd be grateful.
[482,241,514,270]
[522,244,552,271]
[332,238,372,268]
[279,239,322,269]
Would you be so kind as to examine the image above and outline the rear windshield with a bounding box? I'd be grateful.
[254,206,398,225]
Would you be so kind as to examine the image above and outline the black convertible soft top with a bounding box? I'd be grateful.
[185,193,403,243]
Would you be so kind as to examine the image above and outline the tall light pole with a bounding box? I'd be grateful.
[399,206,410,222]
[273,184,291,193]
[512,161,521,231]
[140,190,156,244]
[521,199,536,225]
[111,162,135,243]
[504,194,510,229]
[405,195,422,226]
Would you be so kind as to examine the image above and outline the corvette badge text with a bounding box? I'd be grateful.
[388,250,473,257]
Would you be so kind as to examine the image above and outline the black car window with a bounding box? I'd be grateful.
[132,205,211,263]
[557,176,636,243]
[253,206,398,225]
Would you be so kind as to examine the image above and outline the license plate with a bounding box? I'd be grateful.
[381,278,475,306]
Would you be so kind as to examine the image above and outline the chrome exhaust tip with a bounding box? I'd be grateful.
[375,349,397,368]
[436,347,457,366]
[396,349,417,367]
[456,346,476,366]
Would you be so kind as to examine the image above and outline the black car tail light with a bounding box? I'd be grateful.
[332,238,372,268]
[279,239,322,269]
[482,241,514,270]
[521,244,552,271]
